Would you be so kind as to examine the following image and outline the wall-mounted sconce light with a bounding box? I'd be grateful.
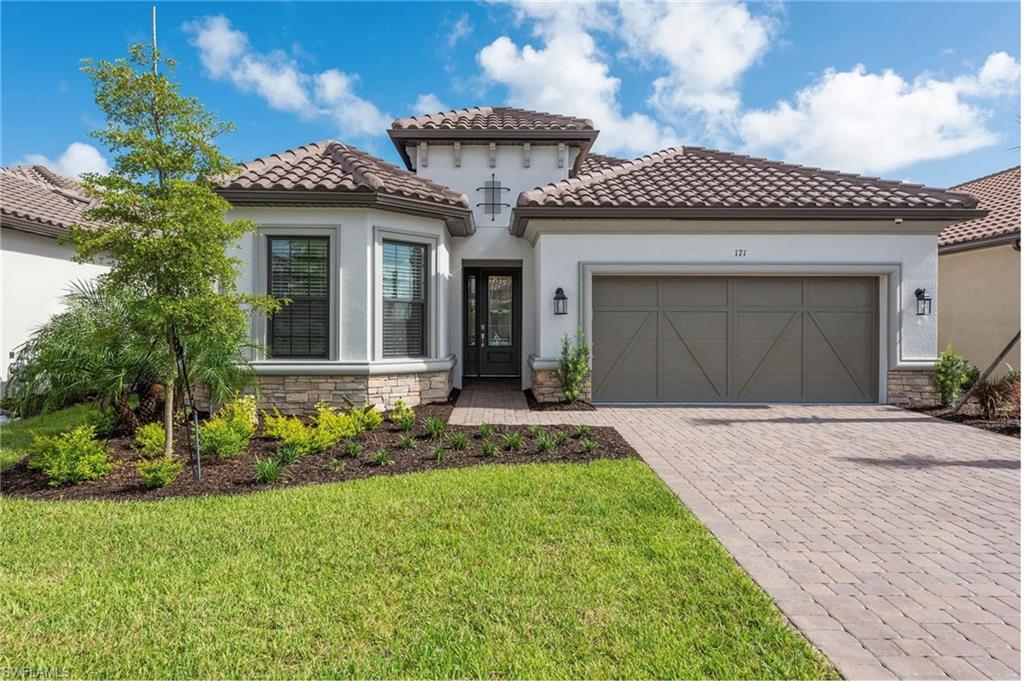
[553,287,568,315]
[915,288,932,316]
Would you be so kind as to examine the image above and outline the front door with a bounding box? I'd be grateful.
[463,268,521,377]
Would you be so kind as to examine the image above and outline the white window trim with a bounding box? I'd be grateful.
[373,226,440,362]
[252,225,340,363]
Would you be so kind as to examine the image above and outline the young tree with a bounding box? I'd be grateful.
[70,44,276,456]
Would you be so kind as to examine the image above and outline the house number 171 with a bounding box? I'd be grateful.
[734,249,747,257]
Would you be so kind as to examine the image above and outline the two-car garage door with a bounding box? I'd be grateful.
[591,276,878,403]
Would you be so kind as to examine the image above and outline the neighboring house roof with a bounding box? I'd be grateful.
[217,140,475,236]
[940,166,1021,251]
[388,106,599,173]
[575,153,627,176]
[391,106,594,132]
[512,146,983,236]
[0,165,94,237]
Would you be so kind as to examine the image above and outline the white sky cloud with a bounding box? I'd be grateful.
[739,52,1020,174]
[446,13,473,49]
[413,93,448,115]
[477,3,676,156]
[184,15,390,138]
[22,142,110,178]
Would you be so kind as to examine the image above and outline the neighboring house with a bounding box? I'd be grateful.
[938,166,1021,376]
[0,166,108,388]
[217,106,983,412]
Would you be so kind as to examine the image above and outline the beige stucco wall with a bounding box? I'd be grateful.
[938,243,1020,375]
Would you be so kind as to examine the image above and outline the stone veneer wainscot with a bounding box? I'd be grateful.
[530,368,591,404]
[253,370,452,415]
[886,369,939,408]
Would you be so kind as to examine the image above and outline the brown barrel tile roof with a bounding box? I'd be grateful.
[940,166,1020,247]
[518,146,980,211]
[220,140,470,210]
[391,106,594,132]
[575,153,627,176]
[0,165,95,237]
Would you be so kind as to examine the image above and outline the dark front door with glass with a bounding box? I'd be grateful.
[464,268,521,377]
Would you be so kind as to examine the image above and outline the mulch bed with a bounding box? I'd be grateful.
[912,404,1020,438]
[1,404,636,501]
[524,389,596,412]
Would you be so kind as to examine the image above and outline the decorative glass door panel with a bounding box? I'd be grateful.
[463,268,520,377]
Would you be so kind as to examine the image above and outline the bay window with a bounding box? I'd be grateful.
[382,240,427,358]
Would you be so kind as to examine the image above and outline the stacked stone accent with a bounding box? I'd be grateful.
[886,369,939,407]
[531,368,591,403]
[216,371,452,415]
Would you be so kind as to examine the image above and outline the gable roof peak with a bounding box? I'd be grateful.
[391,105,594,132]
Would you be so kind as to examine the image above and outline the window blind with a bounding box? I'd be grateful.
[382,240,427,358]
[267,237,330,358]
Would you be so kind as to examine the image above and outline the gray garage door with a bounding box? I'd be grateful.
[592,276,878,403]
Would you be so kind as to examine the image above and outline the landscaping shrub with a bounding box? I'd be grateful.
[425,417,446,440]
[312,402,358,444]
[277,444,302,465]
[134,422,165,458]
[263,410,305,441]
[254,457,281,484]
[398,435,416,450]
[481,441,499,457]
[394,411,416,432]
[29,425,114,486]
[554,431,570,447]
[527,425,543,439]
[199,418,248,459]
[350,404,383,431]
[935,345,969,407]
[217,395,258,439]
[137,456,183,488]
[432,445,445,462]
[972,371,1021,419]
[448,432,469,451]
[536,433,554,453]
[390,399,415,424]
[478,422,493,439]
[340,440,362,458]
[582,439,598,454]
[554,329,591,403]
[575,424,591,438]
[371,449,392,466]
[501,432,523,451]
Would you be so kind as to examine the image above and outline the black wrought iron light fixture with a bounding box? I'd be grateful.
[553,287,568,315]
[914,288,932,316]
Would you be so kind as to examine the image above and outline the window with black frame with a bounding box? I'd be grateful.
[382,240,427,358]
[267,236,330,359]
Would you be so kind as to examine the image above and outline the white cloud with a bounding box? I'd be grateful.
[619,2,777,128]
[446,13,473,48]
[477,5,676,156]
[739,53,1020,174]
[184,15,390,138]
[413,93,448,115]
[23,142,110,178]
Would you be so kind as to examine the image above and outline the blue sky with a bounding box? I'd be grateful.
[2,1,1020,187]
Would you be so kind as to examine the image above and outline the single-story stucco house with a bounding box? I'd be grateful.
[938,166,1020,377]
[0,165,108,389]
[214,106,985,412]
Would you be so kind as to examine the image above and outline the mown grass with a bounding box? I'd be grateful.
[0,403,101,471]
[1,459,836,679]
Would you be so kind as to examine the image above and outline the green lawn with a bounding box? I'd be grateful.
[0,402,101,471]
[1,459,835,680]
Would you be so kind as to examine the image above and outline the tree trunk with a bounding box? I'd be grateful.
[163,375,174,457]
[113,395,140,434]
[136,383,162,422]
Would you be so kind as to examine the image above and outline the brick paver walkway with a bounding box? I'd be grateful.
[451,383,1021,680]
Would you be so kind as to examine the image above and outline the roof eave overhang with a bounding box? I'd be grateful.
[387,129,599,171]
[0,212,69,238]
[217,189,475,236]
[939,229,1022,254]
[509,206,989,237]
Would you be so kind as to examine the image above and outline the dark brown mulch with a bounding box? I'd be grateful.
[1,403,635,501]
[912,404,1020,438]
[524,389,596,412]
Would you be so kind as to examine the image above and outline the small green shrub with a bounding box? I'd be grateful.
[312,402,358,444]
[394,411,416,432]
[555,329,591,402]
[199,418,248,458]
[351,404,383,431]
[962,365,981,391]
[254,457,281,483]
[574,424,591,439]
[448,432,469,451]
[478,422,493,439]
[432,445,445,462]
[137,456,183,488]
[536,433,554,453]
[425,417,446,440]
[390,399,415,426]
[133,422,165,458]
[370,449,392,466]
[501,432,523,451]
[972,372,1019,420]
[340,440,362,458]
[263,409,302,440]
[481,441,499,457]
[328,458,347,474]
[217,394,258,439]
[398,434,416,450]
[581,439,597,454]
[935,345,969,407]
[29,425,114,486]
[554,431,570,447]
[527,425,543,439]
[277,443,301,464]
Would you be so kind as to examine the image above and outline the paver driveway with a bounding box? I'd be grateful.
[451,388,1021,680]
